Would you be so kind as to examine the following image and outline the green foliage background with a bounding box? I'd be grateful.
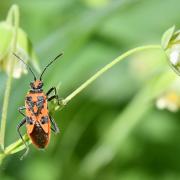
[0,0,180,180]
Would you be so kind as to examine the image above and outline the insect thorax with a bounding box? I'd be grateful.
[25,92,47,117]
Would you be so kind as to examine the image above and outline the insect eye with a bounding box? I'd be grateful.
[38,82,43,88]
[26,96,32,101]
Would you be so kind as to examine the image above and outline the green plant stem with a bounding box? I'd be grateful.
[62,45,162,105]
[0,135,28,164]
[0,5,19,150]
[4,134,29,155]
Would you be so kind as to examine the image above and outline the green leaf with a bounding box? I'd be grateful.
[161,25,175,50]
[0,22,13,60]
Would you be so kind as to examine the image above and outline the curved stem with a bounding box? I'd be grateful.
[0,5,19,150]
[62,45,162,105]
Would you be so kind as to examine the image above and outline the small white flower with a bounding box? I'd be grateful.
[170,44,180,62]
[162,26,180,75]
[156,89,180,112]
[156,96,179,112]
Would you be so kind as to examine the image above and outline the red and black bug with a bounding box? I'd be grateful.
[14,53,63,159]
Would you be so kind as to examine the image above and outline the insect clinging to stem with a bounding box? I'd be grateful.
[14,52,63,159]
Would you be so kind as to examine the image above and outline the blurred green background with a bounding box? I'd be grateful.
[0,0,180,180]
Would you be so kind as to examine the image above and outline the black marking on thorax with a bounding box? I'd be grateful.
[26,95,45,116]
[29,89,43,93]
[26,96,34,111]
[40,116,49,124]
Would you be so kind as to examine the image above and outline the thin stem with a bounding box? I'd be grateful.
[0,135,29,164]
[62,45,162,105]
[0,5,19,150]
[4,134,29,155]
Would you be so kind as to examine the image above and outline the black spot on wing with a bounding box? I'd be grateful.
[41,116,49,124]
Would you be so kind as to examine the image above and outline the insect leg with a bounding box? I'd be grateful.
[18,106,26,117]
[17,118,29,160]
[47,87,63,105]
[46,87,57,96]
[50,116,60,134]
[48,95,58,101]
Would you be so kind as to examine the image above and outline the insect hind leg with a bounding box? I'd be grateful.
[17,118,29,160]
[50,116,60,134]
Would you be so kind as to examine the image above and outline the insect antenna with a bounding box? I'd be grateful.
[39,53,63,80]
[13,53,37,81]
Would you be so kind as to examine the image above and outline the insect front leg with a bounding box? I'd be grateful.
[46,87,63,105]
[17,118,29,160]
[47,87,57,96]
[50,116,60,134]
[18,106,26,117]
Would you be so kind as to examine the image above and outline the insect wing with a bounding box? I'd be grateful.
[39,116,51,134]
[26,123,35,134]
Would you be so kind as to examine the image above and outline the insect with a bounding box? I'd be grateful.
[14,53,63,159]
